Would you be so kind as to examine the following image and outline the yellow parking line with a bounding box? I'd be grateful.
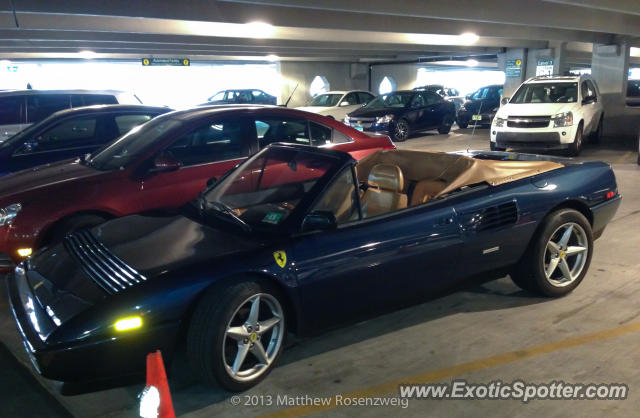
[259,320,640,418]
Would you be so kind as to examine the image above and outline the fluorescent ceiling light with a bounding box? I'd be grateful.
[78,50,97,59]
[465,59,479,67]
[631,47,640,57]
[406,32,479,46]
[245,21,275,38]
[265,54,279,62]
[0,59,11,66]
[183,21,275,39]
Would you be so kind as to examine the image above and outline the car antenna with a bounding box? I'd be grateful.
[283,83,299,107]
[468,99,482,153]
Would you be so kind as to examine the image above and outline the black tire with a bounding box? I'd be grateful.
[567,123,583,156]
[637,153,640,166]
[187,279,286,391]
[457,119,468,129]
[490,142,506,151]
[392,119,410,142]
[589,115,603,144]
[438,115,454,134]
[510,209,593,297]
[47,214,108,245]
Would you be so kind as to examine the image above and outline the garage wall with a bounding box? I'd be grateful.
[370,63,419,94]
[279,62,368,108]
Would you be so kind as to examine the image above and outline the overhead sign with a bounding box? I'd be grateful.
[505,59,522,78]
[142,58,190,66]
[536,59,554,76]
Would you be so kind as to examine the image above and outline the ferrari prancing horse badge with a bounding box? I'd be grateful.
[273,251,287,268]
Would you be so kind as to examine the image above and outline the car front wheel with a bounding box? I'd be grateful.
[187,279,286,391]
[511,209,593,297]
[567,124,583,156]
[392,119,410,142]
[438,115,454,134]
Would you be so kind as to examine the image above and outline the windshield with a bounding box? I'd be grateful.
[309,94,342,107]
[201,147,340,231]
[511,82,578,104]
[88,115,181,170]
[364,92,414,109]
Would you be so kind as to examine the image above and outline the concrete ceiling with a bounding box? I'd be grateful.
[1,0,640,62]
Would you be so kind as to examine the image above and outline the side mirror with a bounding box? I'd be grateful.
[339,101,351,107]
[302,211,337,232]
[150,152,181,173]
[582,95,596,105]
[22,140,39,153]
[501,97,510,105]
[465,94,472,100]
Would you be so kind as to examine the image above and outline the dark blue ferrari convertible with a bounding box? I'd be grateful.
[8,143,620,391]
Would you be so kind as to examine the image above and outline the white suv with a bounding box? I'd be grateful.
[491,75,603,156]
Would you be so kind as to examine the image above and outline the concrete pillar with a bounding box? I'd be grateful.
[499,48,527,98]
[525,42,570,79]
[591,42,635,138]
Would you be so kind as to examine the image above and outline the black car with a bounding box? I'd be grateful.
[0,104,170,177]
[202,89,277,106]
[456,84,503,128]
[344,90,456,141]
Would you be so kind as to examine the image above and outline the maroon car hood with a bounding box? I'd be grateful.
[0,159,106,201]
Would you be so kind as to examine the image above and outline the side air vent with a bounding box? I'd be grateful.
[64,230,146,295]
[476,201,518,232]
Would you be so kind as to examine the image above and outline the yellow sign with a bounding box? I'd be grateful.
[515,59,522,66]
[142,58,150,66]
[273,251,287,268]
[183,59,190,66]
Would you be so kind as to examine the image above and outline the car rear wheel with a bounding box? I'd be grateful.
[392,119,410,142]
[438,115,454,134]
[187,279,286,391]
[457,119,468,129]
[567,124,583,156]
[510,209,593,297]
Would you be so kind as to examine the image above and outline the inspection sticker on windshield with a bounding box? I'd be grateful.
[273,251,287,268]
[262,212,283,224]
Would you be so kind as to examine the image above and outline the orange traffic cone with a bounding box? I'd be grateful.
[139,350,175,418]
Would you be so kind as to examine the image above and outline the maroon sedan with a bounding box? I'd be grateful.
[0,106,394,270]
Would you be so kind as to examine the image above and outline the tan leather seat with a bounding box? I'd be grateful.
[361,164,408,218]
[410,179,447,206]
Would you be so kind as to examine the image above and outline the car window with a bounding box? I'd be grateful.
[0,96,24,125]
[332,129,352,144]
[411,93,426,107]
[471,88,489,100]
[80,94,119,106]
[210,92,225,101]
[581,82,589,100]
[252,90,264,99]
[309,121,332,145]
[255,118,323,148]
[26,94,71,123]
[310,166,359,224]
[511,82,578,103]
[357,92,374,104]
[167,118,250,166]
[424,92,441,105]
[35,116,98,151]
[341,93,358,106]
[115,114,154,135]
[586,80,597,99]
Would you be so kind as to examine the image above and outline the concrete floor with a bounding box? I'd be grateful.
[1,127,639,417]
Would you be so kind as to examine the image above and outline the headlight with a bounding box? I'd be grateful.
[343,116,350,124]
[375,114,394,124]
[494,117,507,128]
[552,111,573,128]
[0,203,21,226]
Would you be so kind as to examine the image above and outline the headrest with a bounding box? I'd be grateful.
[368,164,404,192]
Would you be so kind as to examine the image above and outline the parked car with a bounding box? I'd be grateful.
[344,90,456,141]
[296,90,375,120]
[456,84,503,128]
[414,84,464,112]
[625,79,640,107]
[0,90,142,143]
[7,143,620,390]
[0,106,394,270]
[491,75,603,156]
[0,105,170,177]
[202,89,277,105]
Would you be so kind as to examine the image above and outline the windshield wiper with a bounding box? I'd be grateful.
[204,200,252,233]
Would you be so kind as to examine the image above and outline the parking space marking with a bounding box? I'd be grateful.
[259,320,640,417]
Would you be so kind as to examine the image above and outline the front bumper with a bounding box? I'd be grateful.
[7,267,181,382]
[457,111,495,126]
[491,124,578,150]
[591,195,622,240]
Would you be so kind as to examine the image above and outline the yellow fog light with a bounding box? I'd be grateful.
[17,248,32,257]
[114,316,142,332]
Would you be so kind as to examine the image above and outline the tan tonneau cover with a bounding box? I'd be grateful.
[357,150,564,198]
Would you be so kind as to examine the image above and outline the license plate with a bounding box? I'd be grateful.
[472,114,482,121]
[354,126,364,131]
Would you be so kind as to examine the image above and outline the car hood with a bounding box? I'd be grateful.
[0,158,103,202]
[348,107,400,118]
[497,103,577,118]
